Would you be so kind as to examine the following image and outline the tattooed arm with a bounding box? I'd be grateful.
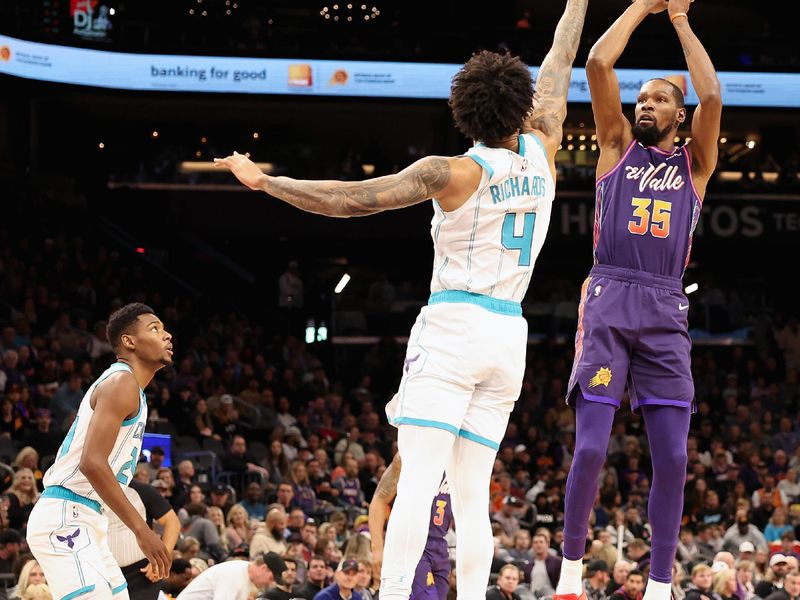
[669,0,721,188]
[522,0,589,159]
[214,152,453,218]
[368,454,401,578]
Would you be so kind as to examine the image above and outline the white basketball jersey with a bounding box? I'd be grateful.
[430,133,554,303]
[43,362,148,503]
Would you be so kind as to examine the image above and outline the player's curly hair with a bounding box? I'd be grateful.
[449,50,533,145]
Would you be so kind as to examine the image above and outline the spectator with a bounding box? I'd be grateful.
[685,564,719,600]
[266,439,291,486]
[755,554,789,599]
[263,557,297,600]
[206,506,229,555]
[334,428,365,467]
[608,569,645,600]
[212,394,242,442]
[8,558,46,600]
[295,555,328,600]
[13,447,42,489]
[333,458,366,512]
[7,468,40,530]
[23,409,61,459]
[0,529,22,584]
[176,460,198,499]
[522,533,560,597]
[736,560,756,600]
[238,481,267,521]
[355,560,377,600]
[493,496,523,538]
[182,502,227,563]
[765,508,794,542]
[221,435,270,480]
[765,570,800,600]
[722,510,769,553]
[584,560,611,600]
[250,508,288,557]
[155,466,181,508]
[314,558,362,600]
[0,397,24,442]
[714,569,740,600]
[778,469,800,502]
[176,551,286,600]
[141,446,165,482]
[209,484,234,516]
[487,564,523,600]
[275,481,299,512]
[48,373,83,428]
[290,461,320,517]
[752,475,788,510]
[625,539,651,574]
[507,529,533,564]
[225,504,253,551]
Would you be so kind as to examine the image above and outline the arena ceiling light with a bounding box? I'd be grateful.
[334,274,351,294]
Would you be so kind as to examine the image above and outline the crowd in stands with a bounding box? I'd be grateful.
[1,217,800,600]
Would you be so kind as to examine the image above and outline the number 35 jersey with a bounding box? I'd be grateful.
[593,140,703,279]
[429,133,554,303]
[43,362,147,503]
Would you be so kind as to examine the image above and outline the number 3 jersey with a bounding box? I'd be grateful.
[593,140,703,278]
[429,133,555,303]
[43,362,147,503]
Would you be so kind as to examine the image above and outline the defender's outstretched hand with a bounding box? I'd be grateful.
[214,151,266,190]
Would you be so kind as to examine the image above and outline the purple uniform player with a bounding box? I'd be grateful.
[370,456,453,600]
[411,478,452,600]
[554,3,722,600]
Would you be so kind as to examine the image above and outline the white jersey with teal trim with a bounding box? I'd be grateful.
[429,133,554,303]
[43,362,148,503]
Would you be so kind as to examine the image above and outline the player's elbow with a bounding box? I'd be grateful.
[698,85,722,107]
[79,455,103,481]
[585,53,612,74]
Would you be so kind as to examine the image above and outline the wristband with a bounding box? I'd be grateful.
[670,12,688,23]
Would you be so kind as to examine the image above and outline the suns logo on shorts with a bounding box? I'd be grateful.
[426,571,434,586]
[588,367,612,388]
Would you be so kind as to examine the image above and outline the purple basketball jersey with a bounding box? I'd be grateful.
[593,141,702,278]
[411,477,452,600]
[426,478,452,556]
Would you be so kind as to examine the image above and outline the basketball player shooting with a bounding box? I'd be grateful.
[554,3,722,600]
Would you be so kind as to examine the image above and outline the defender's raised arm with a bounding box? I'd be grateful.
[523,0,590,158]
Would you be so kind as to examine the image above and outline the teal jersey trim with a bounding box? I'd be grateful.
[528,132,547,157]
[429,290,522,316]
[393,417,459,436]
[458,428,501,450]
[60,584,96,600]
[467,153,494,179]
[42,485,102,514]
[111,582,129,595]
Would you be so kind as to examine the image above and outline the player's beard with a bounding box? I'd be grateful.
[632,120,673,147]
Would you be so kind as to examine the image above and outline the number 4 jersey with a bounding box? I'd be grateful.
[594,140,703,278]
[429,133,554,303]
[43,362,147,503]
